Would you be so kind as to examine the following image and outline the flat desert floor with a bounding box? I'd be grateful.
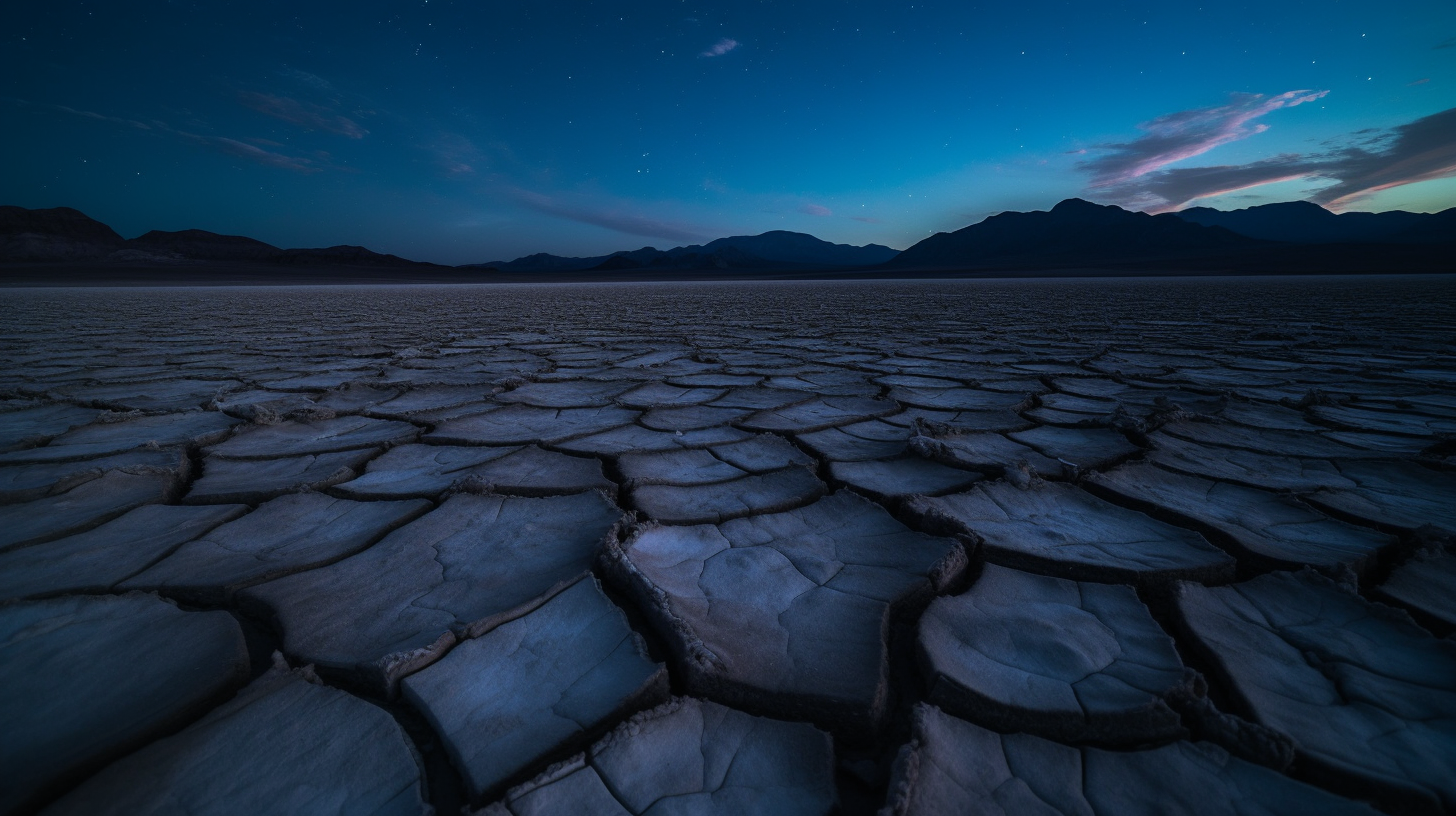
[1,276,1454,816]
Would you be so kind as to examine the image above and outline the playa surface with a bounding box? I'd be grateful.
[2,276,1453,815]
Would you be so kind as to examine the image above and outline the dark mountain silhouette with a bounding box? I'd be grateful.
[482,230,899,271]
[889,199,1261,269]
[1,207,444,269]
[1171,201,1456,244]
[0,206,126,261]
[887,198,1454,274]
[128,229,282,261]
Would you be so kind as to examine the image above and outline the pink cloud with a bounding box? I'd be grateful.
[700,38,740,57]
[239,92,368,139]
[1081,90,1328,187]
[799,203,832,216]
[511,189,712,243]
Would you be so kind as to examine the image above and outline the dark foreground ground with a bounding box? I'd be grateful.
[0,276,1453,816]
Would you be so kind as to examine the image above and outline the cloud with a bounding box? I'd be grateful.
[1087,106,1456,212]
[511,189,712,243]
[700,38,739,57]
[278,68,336,94]
[799,203,832,216]
[849,216,883,223]
[1080,90,1328,188]
[1436,36,1456,49]
[1408,78,1431,86]
[177,133,323,173]
[239,92,367,138]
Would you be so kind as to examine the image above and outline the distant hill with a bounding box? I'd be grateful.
[482,230,900,272]
[0,207,444,269]
[1170,201,1456,244]
[888,199,1260,269]
[129,229,282,261]
[0,206,126,261]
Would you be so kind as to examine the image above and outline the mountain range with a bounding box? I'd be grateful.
[2,199,1451,281]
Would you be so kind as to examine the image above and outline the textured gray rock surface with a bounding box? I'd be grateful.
[606,491,965,732]
[206,416,419,459]
[402,576,667,801]
[0,469,181,552]
[0,410,241,464]
[1175,570,1456,814]
[487,697,837,816]
[882,704,1381,816]
[918,563,1190,744]
[185,448,378,504]
[123,493,431,604]
[3,280,1454,814]
[1375,549,1456,633]
[1087,463,1396,574]
[0,594,249,814]
[40,662,428,816]
[0,504,248,601]
[241,491,624,693]
[905,480,1234,589]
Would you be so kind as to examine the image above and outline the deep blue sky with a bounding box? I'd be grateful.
[5,1,1454,264]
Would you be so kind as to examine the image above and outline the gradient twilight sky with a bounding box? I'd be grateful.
[5,1,1454,264]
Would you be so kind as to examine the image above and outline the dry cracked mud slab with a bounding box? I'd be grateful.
[1005,425,1143,471]
[53,379,243,413]
[184,448,378,504]
[910,430,1065,478]
[496,380,636,408]
[0,447,189,504]
[605,491,966,732]
[39,662,427,816]
[0,504,248,601]
[481,697,836,816]
[629,464,828,525]
[797,420,911,462]
[1087,463,1397,575]
[1175,570,1456,814]
[337,444,612,499]
[614,382,727,408]
[1311,403,1456,438]
[205,416,420,460]
[362,385,492,419]
[918,563,1190,745]
[122,493,431,604]
[0,410,241,464]
[402,576,668,801]
[882,704,1380,816]
[0,594,249,814]
[1145,431,1357,492]
[554,423,751,457]
[240,491,625,694]
[1303,461,1456,536]
[0,469,181,552]
[427,404,640,446]
[1374,549,1456,634]
[1158,420,1388,460]
[0,404,103,451]
[640,405,753,431]
[905,480,1234,589]
[739,396,899,433]
[828,456,982,501]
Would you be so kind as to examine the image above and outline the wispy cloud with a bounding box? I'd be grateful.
[511,189,712,243]
[1408,78,1431,86]
[799,203,832,216]
[1089,106,1456,212]
[1435,36,1456,49]
[17,97,329,174]
[177,133,324,173]
[1080,90,1327,188]
[700,38,740,57]
[849,216,883,224]
[239,91,367,138]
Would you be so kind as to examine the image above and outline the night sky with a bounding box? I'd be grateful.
[5,1,1454,264]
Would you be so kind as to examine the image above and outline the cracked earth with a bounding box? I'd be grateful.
[1,277,1453,815]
